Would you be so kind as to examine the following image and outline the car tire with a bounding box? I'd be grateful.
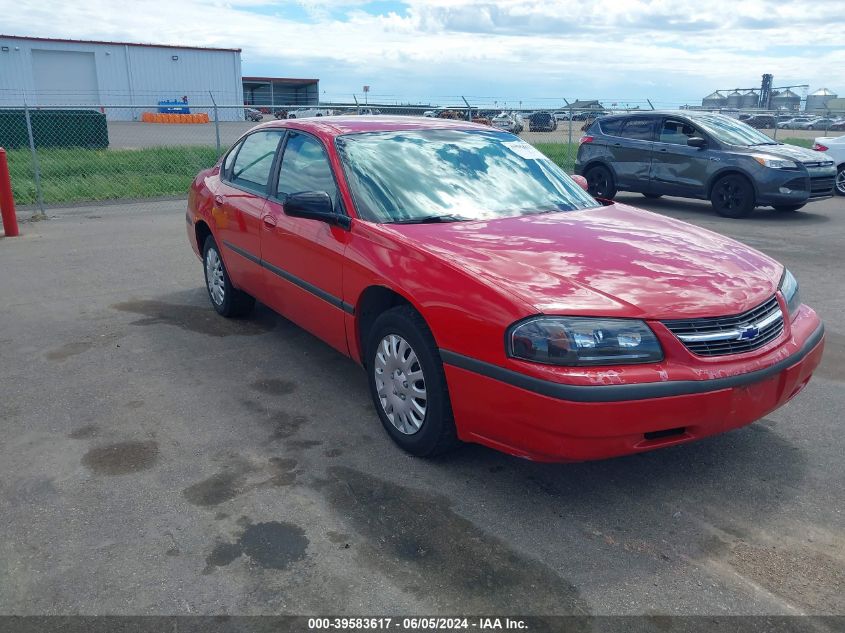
[710,174,755,218]
[366,305,460,457]
[642,193,663,199]
[773,204,805,212]
[836,165,845,196]
[202,236,255,318]
[585,165,617,199]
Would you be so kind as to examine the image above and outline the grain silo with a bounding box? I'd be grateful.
[741,91,759,109]
[702,91,727,109]
[771,89,801,112]
[805,88,837,112]
[725,90,743,109]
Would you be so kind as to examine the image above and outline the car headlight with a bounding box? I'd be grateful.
[779,269,801,318]
[508,317,663,366]
[752,154,798,170]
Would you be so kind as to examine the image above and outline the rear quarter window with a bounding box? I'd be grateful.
[599,119,625,135]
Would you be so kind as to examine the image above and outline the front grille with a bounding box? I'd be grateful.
[810,176,835,196]
[662,296,784,357]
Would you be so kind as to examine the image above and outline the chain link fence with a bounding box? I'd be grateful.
[1,99,843,215]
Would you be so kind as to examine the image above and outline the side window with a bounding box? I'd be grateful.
[659,120,698,145]
[619,119,655,141]
[230,131,284,192]
[599,118,624,136]
[276,132,339,208]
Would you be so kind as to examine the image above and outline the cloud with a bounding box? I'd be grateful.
[0,0,841,105]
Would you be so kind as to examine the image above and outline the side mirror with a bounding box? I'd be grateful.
[284,191,347,227]
[572,175,589,191]
[687,137,707,149]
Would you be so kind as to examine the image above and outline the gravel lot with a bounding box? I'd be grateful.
[106,119,844,149]
[0,194,843,617]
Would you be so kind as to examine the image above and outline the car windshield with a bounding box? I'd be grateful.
[335,129,600,223]
[694,114,778,146]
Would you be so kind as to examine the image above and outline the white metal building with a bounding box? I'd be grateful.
[0,35,244,120]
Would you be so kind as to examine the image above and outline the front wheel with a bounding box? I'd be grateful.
[585,165,617,199]
[710,174,755,218]
[366,306,459,457]
[203,237,255,317]
[836,165,845,196]
[773,204,805,212]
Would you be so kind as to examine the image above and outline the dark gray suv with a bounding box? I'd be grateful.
[575,111,837,217]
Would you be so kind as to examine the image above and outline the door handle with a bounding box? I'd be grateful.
[262,214,277,228]
[214,194,225,205]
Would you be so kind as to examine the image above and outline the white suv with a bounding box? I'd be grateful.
[814,135,845,196]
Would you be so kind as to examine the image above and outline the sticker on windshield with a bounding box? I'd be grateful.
[503,140,547,160]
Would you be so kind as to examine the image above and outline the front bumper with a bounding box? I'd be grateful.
[443,312,824,462]
[755,165,837,205]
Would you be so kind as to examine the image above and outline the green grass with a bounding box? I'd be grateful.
[6,145,219,205]
[533,142,578,172]
[781,137,813,148]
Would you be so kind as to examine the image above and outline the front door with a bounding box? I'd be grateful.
[650,118,712,197]
[260,131,350,355]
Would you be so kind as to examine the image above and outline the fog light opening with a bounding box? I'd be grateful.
[644,427,686,441]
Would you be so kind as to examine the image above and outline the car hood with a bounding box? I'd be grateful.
[749,143,831,164]
[388,203,782,319]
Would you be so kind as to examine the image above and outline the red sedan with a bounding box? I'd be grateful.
[186,117,824,462]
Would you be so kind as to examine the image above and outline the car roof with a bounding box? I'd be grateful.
[252,115,487,137]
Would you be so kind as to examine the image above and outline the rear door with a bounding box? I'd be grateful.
[215,129,285,298]
[607,117,657,192]
[650,118,713,197]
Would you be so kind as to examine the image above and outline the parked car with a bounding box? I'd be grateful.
[244,108,263,122]
[553,111,571,121]
[813,135,845,196]
[572,110,606,121]
[528,111,557,132]
[777,117,813,129]
[830,119,845,131]
[743,114,776,129]
[491,112,524,134]
[575,111,836,217]
[186,116,824,462]
[287,107,334,118]
[793,117,837,130]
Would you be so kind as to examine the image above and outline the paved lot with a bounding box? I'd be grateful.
[0,194,843,616]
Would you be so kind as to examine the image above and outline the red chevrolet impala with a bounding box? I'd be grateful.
[186,117,824,462]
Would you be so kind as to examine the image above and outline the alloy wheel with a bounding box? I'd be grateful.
[836,168,845,195]
[715,179,745,211]
[373,334,427,435]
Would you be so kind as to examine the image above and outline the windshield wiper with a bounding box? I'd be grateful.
[750,142,780,146]
[388,214,468,224]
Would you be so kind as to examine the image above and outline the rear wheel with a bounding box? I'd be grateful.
[203,237,255,318]
[366,306,459,457]
[585,165,617,199]
[710,174,755,218]
[836,165,845,196]
[773,204,805,212]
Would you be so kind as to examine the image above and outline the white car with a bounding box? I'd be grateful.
[814,135,845,196]
[287,107,334,119]
[491,111,524,134]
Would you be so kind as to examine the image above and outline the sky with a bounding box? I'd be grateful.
[1,0,843,108]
